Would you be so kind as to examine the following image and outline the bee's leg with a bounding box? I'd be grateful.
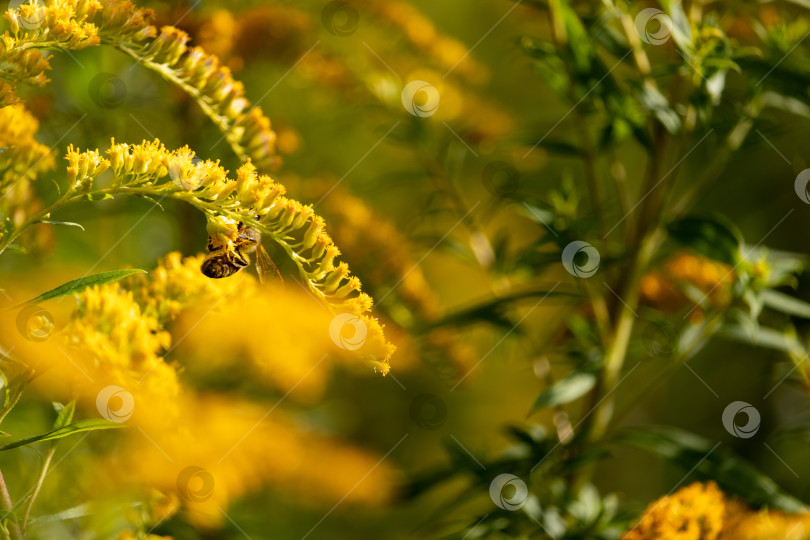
[232,250,250,268]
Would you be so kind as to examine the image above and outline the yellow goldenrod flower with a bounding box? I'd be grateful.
[88,142,392,370]
[142,253,392,387]
[0,104,55,251]
[720,499,810,539]
[624,482,810,540]
[1,256,397,532]
[96,395,396,530]
[53,283,181,426]
[313,184,473,377]
[1,0,278,170]
[623,482,727,540]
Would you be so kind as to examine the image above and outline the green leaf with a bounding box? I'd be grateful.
[667,214,742,265]
[39,220,85,231]
[530,372,596,414]
[661,0,693,51]
[761,290,810,319]
[617,426,806,512]
[52,401,75,431]
[3,269,146,311]
[1,244,26,254]
[0,419,125,451]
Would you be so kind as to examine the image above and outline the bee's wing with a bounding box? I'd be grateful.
[256,244,283,285]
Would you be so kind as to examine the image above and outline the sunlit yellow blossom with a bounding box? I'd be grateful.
[47,283,182,426]
[623,482,727,540]
[1,0,278,170]
[3,258,398,532]
[313,184,472,376]
[129,252,257,322]
[624,482,810,540]
[96,395,396,529]
[68,142,392,364]
[137,253,390,391]
[720,499,810,539]
[0,104,56,251]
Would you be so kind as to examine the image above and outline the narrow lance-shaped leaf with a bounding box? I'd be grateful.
[0,419,125,452]
[3,269,147,312]
[761,290,810,319]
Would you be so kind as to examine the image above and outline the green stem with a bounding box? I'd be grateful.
[20,446,54,535]
[0,470,22,540]
[588,230,662,442]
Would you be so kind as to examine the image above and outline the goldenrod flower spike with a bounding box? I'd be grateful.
[55,141,394,372]
[623,482,810,540]
[0,104,56,251]
[0,0,278,170]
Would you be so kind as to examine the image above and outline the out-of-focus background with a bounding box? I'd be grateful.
[2,0,810,538]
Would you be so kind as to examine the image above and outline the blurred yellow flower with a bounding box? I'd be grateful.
[623,481,726,540]
[624,482,810,540]
[0,104,56,251]
[2,253,398,532]
[97,394,397,529]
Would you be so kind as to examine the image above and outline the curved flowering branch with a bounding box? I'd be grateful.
[0,0,278,171]
[0,139,394,371]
